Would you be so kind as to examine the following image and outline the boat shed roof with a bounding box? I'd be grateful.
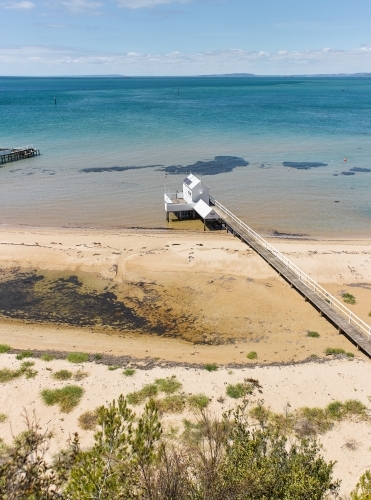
[183,173,201,190]
[194,199,218,220]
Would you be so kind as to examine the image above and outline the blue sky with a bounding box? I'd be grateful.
[1,0,371,75]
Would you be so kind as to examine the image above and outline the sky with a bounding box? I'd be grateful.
[1,0,371,76]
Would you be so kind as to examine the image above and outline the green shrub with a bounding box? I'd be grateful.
[342,292,356,305]
[0,344,11,354]
[53,370,73,381]
[78,409,99,430]
[324,347,346,356]
[108,365,119,371]
[123,368,135,377]
[347,352,355,358]
[187,394,210,410]
[66,352,89,363]
[246,351,258,360]
[0,413,7,423]
[41,385,84,413]
[307,331,320,338]
[204,363,218,372]
[127,384,158,405]
[155,376,182,394]
[94,354,102,360]
[16,350,33,360]
[155,395,186,414]
[226,383,247,399]
[41,354,55,362]
[309,354,319,359]
[351,469,371,499]
[368,311,371,317]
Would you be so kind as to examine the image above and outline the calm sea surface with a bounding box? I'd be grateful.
[0,76,370,237]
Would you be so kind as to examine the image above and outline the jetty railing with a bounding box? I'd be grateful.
[210,196,371,340]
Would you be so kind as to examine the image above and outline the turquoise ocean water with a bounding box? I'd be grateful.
[0,76,370,237]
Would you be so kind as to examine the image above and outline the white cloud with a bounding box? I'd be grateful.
[2,1,35,9]
[1,45,370,76]
[117,0,190,8]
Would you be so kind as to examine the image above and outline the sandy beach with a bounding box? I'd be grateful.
[0,225,371,496]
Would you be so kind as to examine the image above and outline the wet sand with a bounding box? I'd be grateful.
[0,226,370,363]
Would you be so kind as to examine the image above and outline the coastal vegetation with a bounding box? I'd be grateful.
[78,409,99,431]
[324,347,354,357]
[16,350,33,360]
[66,352,89,363]
[53,370,73,381]
[41,385,84,413]
[204,362,218,371]
[0,344,11,354]
[0,362,37,383]
[246,350,258,359]
[307,331,320,338]
[342,292,356,305]
[123,368,135,376]
[41,353,55,362]
[0,395,345,499]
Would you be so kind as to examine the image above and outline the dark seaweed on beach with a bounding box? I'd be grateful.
[349,167,371,173]
[160,156,249,176]
[0,271,151,332]
[282,162,328,170]
[80,165,162,173]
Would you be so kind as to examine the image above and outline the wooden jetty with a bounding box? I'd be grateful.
[0,146,40,165]
[208,196,371,357]
[164,174,371,356]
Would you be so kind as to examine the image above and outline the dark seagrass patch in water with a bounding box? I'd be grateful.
[80,165,162,173]
[160,156,249,176]
[283,162,328,170]
[349,167,371,173]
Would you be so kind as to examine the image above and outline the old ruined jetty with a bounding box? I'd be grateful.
[164,174,371,357]
[0,146,40,165]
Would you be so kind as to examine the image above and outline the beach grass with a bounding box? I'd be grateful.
[0,344,11,354]
[94,354,102,360]
[307,331,320,338]
[123,368,135,377]
[187,393,210,410]
[66,352,89,363]
[53,369,73,381]
[0,362,37,383]
[0,413,7,423]
[78,409,99,430]
[342,292,356,305]
[16,350,33,360]
[226,383,247,399]
[204,363,218,372]
[41,385,84,413]
[155,376,182,394]
[108,365,119,371]
[41,354,55,362]
[155,394,186,414]
[246,351,258,360]
[127,384,158,405]
[74,369,88,381]
[324,347,354,358]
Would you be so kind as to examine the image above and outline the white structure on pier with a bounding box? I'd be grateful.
[164,174,219,223]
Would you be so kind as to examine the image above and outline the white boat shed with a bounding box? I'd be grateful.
[164,174,219,225]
